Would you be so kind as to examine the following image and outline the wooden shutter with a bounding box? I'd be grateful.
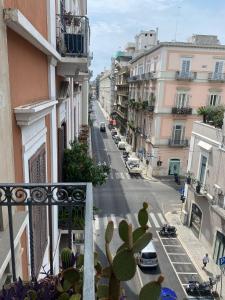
[29,144,47,277]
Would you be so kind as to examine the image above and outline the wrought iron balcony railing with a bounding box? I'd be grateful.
[0,183,94,299]
[171,107,192,115]
[146,105,155,112]
[56,14,89,57]
[175,71,196,81]
[168,139,189,147]
[208,72,225,82]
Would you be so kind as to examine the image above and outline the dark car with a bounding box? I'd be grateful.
[111,129,117,136]
[100,122,106,132]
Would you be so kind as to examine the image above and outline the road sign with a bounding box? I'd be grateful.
[219,256,225,266]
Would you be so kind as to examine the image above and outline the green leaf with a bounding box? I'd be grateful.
[105,220,114,243]
[69,294,81,300]
[139,282,161,300]
[133,232,152,253]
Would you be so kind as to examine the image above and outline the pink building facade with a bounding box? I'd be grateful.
[127,36,225,176]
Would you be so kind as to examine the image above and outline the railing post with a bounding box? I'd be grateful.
[68,204,73,249]
[48,186,53,275]
[28,199,35,280]
[6,187,16,282]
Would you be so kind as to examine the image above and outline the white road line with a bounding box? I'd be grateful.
[94,216,100,231]
[147,219,151,228]
[157,231,188,296]
[136,267,143,288]
[134,213,139,224]
[172,262,192,265]
[126,213,133,225]
[158,213,166,224]
[103,216,108,228]
[110,214,118,229]
[167,253,186,255]
[120,172,125,179]
[150,213,160,227]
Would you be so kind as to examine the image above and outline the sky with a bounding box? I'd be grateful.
[88,0,225,79]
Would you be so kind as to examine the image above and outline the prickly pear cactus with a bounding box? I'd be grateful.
[61,248,75,270]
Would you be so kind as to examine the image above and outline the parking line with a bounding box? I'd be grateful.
[150,213,160,227]
[157,231,188,296]
[167,253,186,255]
[172,262,192,264]
[94,216,100,231]
[103,216,108,228]
[176,272,198,275]
[126,213,133,225]
[136,267,143,288]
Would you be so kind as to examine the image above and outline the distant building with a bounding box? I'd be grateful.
[127,34,225,177]
[99,70,112,115]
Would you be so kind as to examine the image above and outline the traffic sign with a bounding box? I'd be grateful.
[219,256,225,266]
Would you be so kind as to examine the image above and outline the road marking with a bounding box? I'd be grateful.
[157,213,166,224]
[157,231,188,296]
[120,172,125,179]
[134,213,139,225]
[176,272,198,275]
[126,213,133,225]
[103,216,108,228]
[172,262,192,265]
[147,219,151,228]
[167,253,186,255]
[150,213,160,227]
[94,216,100,231]
[110,214,117,229]
[136,267,143,288]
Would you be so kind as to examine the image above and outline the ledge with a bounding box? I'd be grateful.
[211,205,225,221]
[14,100,58,126]
[4,8,61,61]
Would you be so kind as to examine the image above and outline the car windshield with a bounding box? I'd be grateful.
[142,252,157,259]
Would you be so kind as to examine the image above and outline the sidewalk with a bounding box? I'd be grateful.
[166,211,224,298]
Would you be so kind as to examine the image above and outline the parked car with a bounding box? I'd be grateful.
[114,135,121,144]
[100,122,106,132]
[118,141,126,150]
[126,157,142,175]
[111,129,117,137]
[137,240,158,268]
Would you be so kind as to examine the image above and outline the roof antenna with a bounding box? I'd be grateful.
[174,6,181,42]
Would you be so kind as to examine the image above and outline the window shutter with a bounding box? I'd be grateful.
[175,94,179,107]
[218,95,221,105]
[172,125,176,140]
[208,94,211,105]
[182,126,185,140]
[186,94,190,107]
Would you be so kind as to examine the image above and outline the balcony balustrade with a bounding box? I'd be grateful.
[168,139,189,147]
[146,105,155,112]
[56,14,89,57]
[208,72,225,82]
[175,71,196,81]
[0,183,94,299]
[171,107,192,115]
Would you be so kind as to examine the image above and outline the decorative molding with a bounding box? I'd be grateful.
[176,86,191,91]
[14,100,58,126]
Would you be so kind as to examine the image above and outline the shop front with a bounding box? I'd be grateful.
[190,203,202,238]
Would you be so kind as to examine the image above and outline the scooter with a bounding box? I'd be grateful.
[186,277,216,296]
[159,224,177,237]
[122,151,129,161]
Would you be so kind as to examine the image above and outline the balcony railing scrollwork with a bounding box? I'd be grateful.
[168,139,189,147]
[208,72,225,82]
[175,71,196,81]
[172,107,192,115]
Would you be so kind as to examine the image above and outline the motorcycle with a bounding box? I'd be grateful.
[159,224,177,237]
[122,151,129,161]
[186,277,216,296]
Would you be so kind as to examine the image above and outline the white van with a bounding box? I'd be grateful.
[118,141,126,150]
[137,241,158,268]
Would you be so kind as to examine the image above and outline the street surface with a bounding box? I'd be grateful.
[91,100,200,299]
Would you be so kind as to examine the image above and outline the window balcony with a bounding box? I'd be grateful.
[171,107,192,115]
[208,72,225,82]
[146,105,155,112]
[56,14,90,76]
[168,139,189,147]
[175,71,196,81]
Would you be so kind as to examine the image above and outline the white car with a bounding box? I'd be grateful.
[126,157,142,175]
[118,141,126,150]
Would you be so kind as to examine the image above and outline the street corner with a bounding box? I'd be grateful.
[165,211,182,227]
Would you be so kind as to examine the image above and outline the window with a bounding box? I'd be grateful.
[198,155,207,185]
[209,94,221,106]
[214,61,224,74]
[176,93,189,107]
[138,65,144,75]
[146,60,151,73]
[172,125,185,143]
[181,58,191,74]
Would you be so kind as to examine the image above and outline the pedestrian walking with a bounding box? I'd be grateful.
[202,253,209,269]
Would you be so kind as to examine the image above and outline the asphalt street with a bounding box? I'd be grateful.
[91,100,191,299]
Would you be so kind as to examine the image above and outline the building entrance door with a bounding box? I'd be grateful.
[168,159,180,175]
[190,203,202,238]
[213,231,225,265]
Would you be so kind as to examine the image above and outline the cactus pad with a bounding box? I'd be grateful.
[112,249,136,281]
[139,281,161,300]
[63,268,80,284]
[57,292,70,300]
[133,227,146,243]
[105,220,114,243]
[143,202,148,210]
[138,208,148,227]
[133,232,152,253]
[69,294,81,300]
[97,285,109,298]
[61,248,75,270]
[118,220,129,242]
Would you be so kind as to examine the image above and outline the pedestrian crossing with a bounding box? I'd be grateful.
[94,212,167,231]
[107,172,142,180]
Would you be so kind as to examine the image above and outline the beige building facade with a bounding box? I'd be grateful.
[184,119,225,266]
[128,35,225,176]
[99,70,112,116]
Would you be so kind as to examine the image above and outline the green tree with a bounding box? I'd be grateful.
[63,140,110,186]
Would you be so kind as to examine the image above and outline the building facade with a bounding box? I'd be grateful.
[99,70,112,116]
[0,0,90,287]
[128,35,225,176]
[184,119,225,266]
